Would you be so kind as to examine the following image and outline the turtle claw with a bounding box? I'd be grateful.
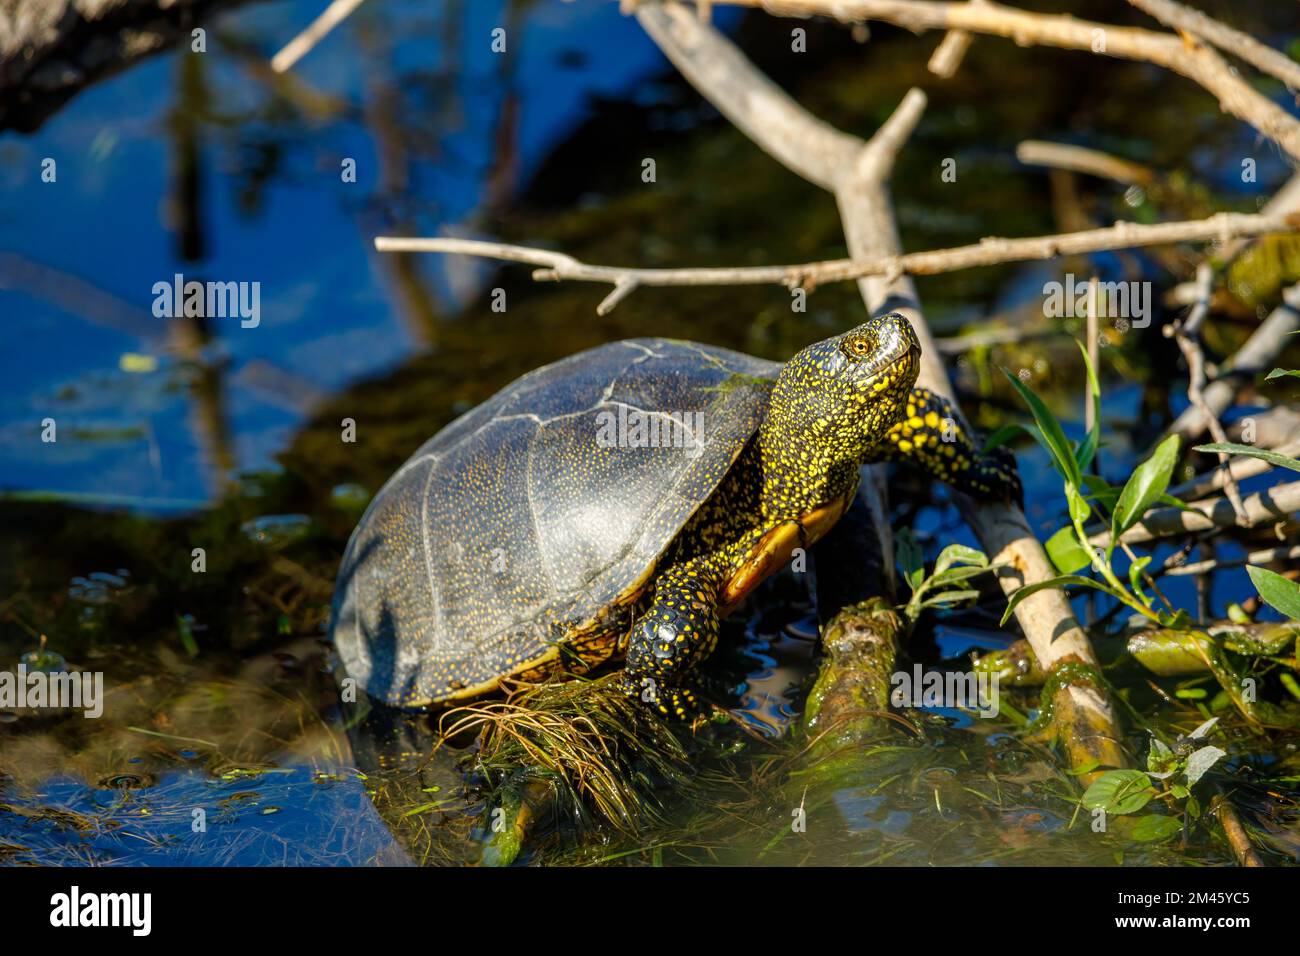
[618,673,709,723]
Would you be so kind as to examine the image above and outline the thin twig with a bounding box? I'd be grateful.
[1165,283,1300,443]
[1127,0,1300,94]
[1161,544,1300,578]
[1016,140,1155,187]
[1090,480,1300,548]
[926,0,987,78]
[1170,439,1300,501]
[271,0,368,74]
[374,212,1300,311]
[1169,263,1249,525]
[723,0,1300,161]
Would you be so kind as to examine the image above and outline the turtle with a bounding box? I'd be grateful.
[330,313,1020,718]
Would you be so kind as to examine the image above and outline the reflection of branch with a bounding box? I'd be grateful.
[375,212,1299,314]
[271,0,368,73]
[635,1,1124,773]
[1127,0,1300,93]
[720,0,1300,162]
[0,253,163,344]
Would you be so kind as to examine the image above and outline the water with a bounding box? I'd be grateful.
[2,0,1298,866]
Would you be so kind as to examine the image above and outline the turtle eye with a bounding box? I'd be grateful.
[841,333,874,361]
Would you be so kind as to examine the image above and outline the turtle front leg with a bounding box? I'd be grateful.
[868,386,1023,504]
[619,556,722,721]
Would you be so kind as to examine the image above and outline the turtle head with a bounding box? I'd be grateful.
[758,313,921,510]
[829,312,922,412]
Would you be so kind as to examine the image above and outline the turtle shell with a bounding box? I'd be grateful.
[331,338,781,706]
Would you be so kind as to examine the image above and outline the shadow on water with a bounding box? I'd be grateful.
[2,1,1300,864]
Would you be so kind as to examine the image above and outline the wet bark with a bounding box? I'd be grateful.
[0,0,256,131]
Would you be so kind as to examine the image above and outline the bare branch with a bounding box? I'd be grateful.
[1090,480,1300,548]
[1170,263,1249,525]
[1165,283,1300,442]
[1170,439,1300,501]
[1212,792,1266,867]
[1016,140,1155,187]
[722,0,1300,162]
[1127,0,1300,93]
[271,0,367,73]
[927,0,987,79]
[634,0,1125,772]
[374,212,1300,303]
[637,1,861,191]
[1163,544,1300,578]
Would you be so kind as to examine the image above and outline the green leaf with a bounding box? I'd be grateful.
[1246,565,1300,620]
[1082,769,1154,815]
[1000,574,1130,625]
[1146,737,1180,779]
[897,527,924,592]
[1184,745,1226,787]
[1065,480,1092,526]
[928,565,995,590]
[1075,340,1103,472]
[1112,433,1180,539]
[1131,814,1182,842]
[1265,368,1300,381]
[1001,368,1082,489]
[918,589,981,610]
[1081,476,1186,513]
[1128,554,1153,606]
[1046,526,1092,574]
[934,543,988,575]
[1193,442,1300,474]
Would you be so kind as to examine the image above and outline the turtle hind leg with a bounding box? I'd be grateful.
[619,556,722,721]
[869,386,1023,505]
